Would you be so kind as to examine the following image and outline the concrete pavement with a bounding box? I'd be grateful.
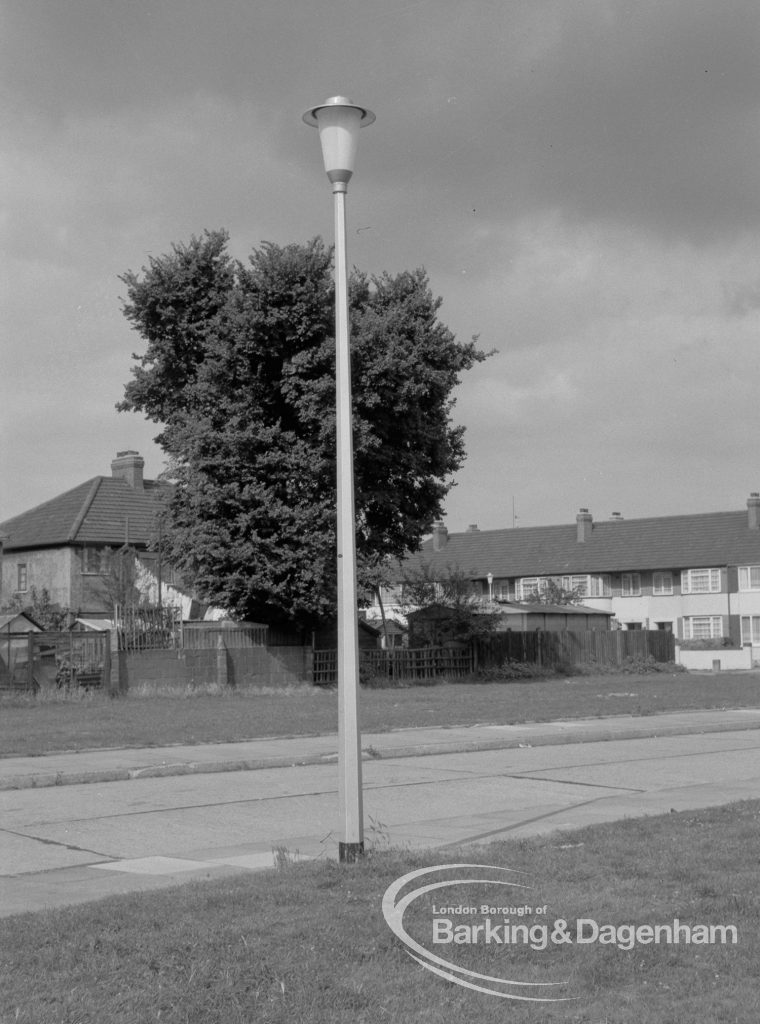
[3,706,760,791]
[3,709,760,918]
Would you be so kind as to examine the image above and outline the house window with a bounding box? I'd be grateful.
[559,574,589,598]
[738,566,760,592]
[681,568,721,594]
[621,573,641,597]
[588,574,612,598]
[518,578,541,600]
[652,572,673,595]
[519,574,611,601]
[16,564,27,592]
[684,616,723,640]
[741,616,760,645]
[81,547,112,574]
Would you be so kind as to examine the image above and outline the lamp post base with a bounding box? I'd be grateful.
[338,841,365,864]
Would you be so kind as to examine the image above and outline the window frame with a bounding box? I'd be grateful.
[741,616,760,645]
[652,572,673,596]
[517,577,541,601]
[684,615,724,640]
[81,546,113,576]
[588,574,612,598]
[738,566,760,592]
[16,563,28,593]
[621,572,642,597]
[681,568,721,594]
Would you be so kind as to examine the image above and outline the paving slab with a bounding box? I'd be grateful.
[2,707,760,791]
[2,725,760,918]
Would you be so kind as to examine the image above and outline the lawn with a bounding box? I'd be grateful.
[1,671,759,757]
[2,799,758,1023]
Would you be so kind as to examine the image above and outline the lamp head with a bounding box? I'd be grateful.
[303,96,375,185]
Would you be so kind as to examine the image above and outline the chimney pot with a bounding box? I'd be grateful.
[576,508,593,543]
[748,493,760,530]
[111,450,145,491]
[432,521,448,551]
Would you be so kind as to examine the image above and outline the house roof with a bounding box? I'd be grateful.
[0,611,43,631]
[0,477,167,551]
[403,509,760,579]
[500,602,614,616]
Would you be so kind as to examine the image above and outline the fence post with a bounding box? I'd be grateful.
[27,633,34,691]
[102,633,111,690]
[108,627,121,694]
[216,633,229,687]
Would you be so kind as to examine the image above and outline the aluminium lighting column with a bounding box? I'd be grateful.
[303,96,375,863]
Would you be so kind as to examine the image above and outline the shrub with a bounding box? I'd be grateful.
[478,658,559,682]
[678,637,739,651]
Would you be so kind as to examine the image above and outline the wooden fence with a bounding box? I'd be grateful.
[313,629,675,685]
[313,645,473,686]
[475,629,675,670]
[0,631,109,691]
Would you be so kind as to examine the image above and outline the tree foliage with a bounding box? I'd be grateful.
[119,231,489,626]
[7,587,70,630]
[98,547,142,615]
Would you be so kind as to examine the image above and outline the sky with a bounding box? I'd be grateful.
[2,0,759,532]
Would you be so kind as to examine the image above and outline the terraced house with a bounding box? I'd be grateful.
[375,495,760,665]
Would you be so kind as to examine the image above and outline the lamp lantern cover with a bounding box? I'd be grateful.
[303,96,375,185]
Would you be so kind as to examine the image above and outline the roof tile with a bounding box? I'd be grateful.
[403,511,760,578]
[1,477,166,550]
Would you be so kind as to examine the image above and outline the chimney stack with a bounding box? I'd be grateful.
[748,492,760,530]
[432,521,449,551]
[111,450,144,491]
[610,511,624,522]
[466,524,480,533]
[576,508,593,543]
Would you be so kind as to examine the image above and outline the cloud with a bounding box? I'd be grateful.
[2,0,759,531]
[441,213,760,526]
[350,0,760,245]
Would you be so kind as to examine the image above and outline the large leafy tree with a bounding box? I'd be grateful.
[119,230,488,626]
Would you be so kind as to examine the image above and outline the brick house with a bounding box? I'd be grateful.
[0,451,192,620]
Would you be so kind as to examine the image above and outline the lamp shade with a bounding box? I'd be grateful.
[303,96,375,184]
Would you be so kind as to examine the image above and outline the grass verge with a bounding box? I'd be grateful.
[1,671,759,757]
[2,799,758,1023]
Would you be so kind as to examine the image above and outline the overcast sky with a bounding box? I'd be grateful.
[2,0,759,531]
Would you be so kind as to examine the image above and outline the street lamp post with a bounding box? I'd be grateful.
[303,96,375,863]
